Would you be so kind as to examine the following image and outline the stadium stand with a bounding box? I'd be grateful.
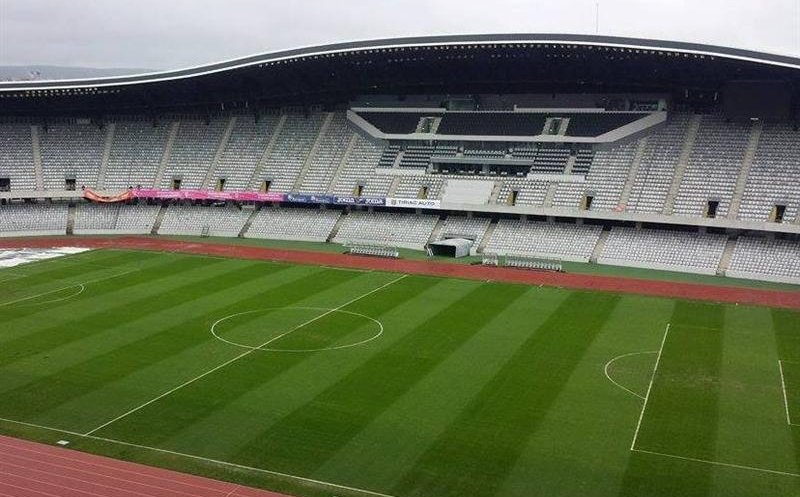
[484,219,602,262]
[39,122,105,190]
[103,120,170,190]
[672,115,752,218]
[158,204,251,237]
[0,124,36,191]
[626,114,691,213]
[738,123,800,223]
[727,236,800,284]
[0,203,68,236]
[160,119,228,190]
[212,115,279,191]
[245,207,341,242]
[436,215,491,246]
[333,211,438,249]
[74,203,159,234]
[598,227,727,274]
[258,112,325,192]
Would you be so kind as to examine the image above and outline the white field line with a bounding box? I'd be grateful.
[630,323,670,451]
[632,448,800,478]
[778,360,798,426]
[0,269,136,307]
[83,274,409,436]
[603,351,658,400]
[0,416,398,497]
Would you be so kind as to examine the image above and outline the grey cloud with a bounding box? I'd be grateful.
[0,0,798,70]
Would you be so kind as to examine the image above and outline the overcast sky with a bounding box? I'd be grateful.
[1,0,799,70]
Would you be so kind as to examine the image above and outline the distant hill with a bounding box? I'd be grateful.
[0,65,154,82]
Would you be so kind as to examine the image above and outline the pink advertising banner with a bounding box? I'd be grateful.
[129,189,286,202]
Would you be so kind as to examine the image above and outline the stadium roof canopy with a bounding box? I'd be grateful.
[2,33,800,114]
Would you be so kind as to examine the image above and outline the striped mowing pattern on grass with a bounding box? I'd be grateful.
[0,249,799,497]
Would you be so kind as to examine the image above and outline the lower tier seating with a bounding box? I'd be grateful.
[245,207,341,242]
[0,203,67,236]
[598,227,727,275]
[74,203,159,234]
[727,237,800,284]
[484,219,602,262]
[158,204,251,237]
[333,211,438,250]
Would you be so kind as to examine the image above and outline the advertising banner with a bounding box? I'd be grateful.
[385,198,441,209]
[128,189,286,202]
[333,196,385,206]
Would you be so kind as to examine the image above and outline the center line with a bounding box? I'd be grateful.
[83,273,408,436]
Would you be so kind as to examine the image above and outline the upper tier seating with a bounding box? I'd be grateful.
[158,204,250,237]
[551,142,636,210]
[104,120,170,190]
[484,220,602,262]
[627,114,691,213]
[299,113,352,194]
[727,236,800,284]
[598,227,727,274]
[0,203,67,236]
[738,123,800,223]
[333,211,438,249]
[40,123,105,190]
[0,124,36,190]
[332,135,387,196]
[74,203,159,234]
[213,115,279,191]
[673,115,751,217]
[258,113,325,192]
[246,207,341,242]
[160,119,227,189]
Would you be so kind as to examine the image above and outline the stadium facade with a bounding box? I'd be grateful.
[0,34,798,283]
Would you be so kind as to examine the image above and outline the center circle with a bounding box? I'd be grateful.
[210,306,383,352]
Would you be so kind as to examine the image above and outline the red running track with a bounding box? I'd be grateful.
[0,434,289,497]
[1,235,798,310]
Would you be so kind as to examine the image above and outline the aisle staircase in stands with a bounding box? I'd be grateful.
[477,219,499,253]
[618,137,649,209]
[66,204,76,235]
[590,228,610,263]
[97,123,116,189]
[153,122,180,188]
[292,112,334,191]
[663,114,702,215]
[151,205,168,235]
[717,237,737,275]
[31,125,44,191]
[728,120,763,219]
[202,116,237,190]
[238,205,261,237]
[327,211,348,242]
[248,114,287,190]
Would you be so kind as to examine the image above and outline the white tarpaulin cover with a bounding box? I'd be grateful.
[0,247,90,268]
[429,238,473,258]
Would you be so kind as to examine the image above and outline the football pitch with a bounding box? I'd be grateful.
[0,248,798,497]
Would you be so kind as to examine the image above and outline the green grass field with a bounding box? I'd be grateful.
[0,248,799,497]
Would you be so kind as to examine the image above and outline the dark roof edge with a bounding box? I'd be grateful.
[3,33,800,92]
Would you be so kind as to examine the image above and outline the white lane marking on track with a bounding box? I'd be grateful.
[210,306,384,352]
[0,416,400,497]
[83,274,409,436]
[603,351,658,400]
[630,323,670,451]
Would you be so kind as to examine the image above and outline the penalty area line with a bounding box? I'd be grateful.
[632,448,800,478]
[83,273,409,436]
[0,416,398,497]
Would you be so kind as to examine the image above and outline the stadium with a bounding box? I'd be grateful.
[0,31,799,497]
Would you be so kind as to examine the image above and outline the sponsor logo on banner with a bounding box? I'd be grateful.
[333,196,385,206]
[385,198,441,209]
